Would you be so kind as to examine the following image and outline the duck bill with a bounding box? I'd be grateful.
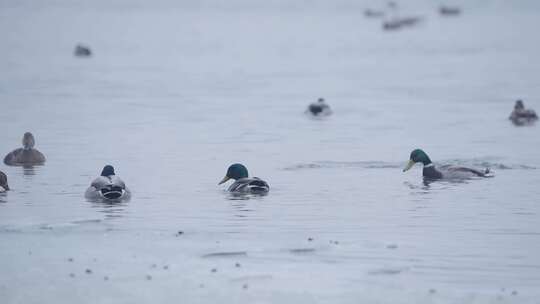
[403,160,415,172]
[218,176,231,185]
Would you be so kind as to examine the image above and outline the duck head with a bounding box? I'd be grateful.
[219,163,248,184]
[22,132,35,150]
[0,171,9,191]
[515,100,524,110]
[101,165,115,177]
[403,149,432,172]
[318,98,325,103]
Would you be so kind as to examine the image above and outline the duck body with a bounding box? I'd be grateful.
[74,44,92,57]
[404,149,492,181]
[509,100,537,126]
[422,164,490,180]
[306,98,332,117]
[0,171,9,192]
[227,177,270,194]
[85,166,130,201]
[4,148,46,166]
[439,6,461,16]
[383,16,421,31]
[219,164,269,195]
[364,9,385,18]
[4,132,46,166]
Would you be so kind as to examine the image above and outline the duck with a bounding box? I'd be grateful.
[85,165,130,200]
[364,9,385,18]
[509,100,537,126]
[0,171,9,192]
[403,149,491,180]
[383,16,422,31]
[439,6,461,16]
[3,132,46,166]
[74,44,92,57]
[306,98,332,116]
[218,163,269,194]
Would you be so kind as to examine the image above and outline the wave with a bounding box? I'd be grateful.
[284,159,536,171]
[283,161,402,171]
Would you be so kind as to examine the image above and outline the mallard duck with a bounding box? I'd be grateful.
[509,100,537,126]
[85,165,131,200]
[403,149,491,180]
[74,44,92,57]
[3,132,46,166]
[218,163,269,194]
[306,98,332,116]
[0,171,9,192]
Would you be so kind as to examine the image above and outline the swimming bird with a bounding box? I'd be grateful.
[383,16,422,31]
[85,165,130,200]
[218,164,269,194]
[364,9,385,18]
[509,100,537,126]
[306,98,332,116]
[0,171,9,192]
[3,132,46,166]
[403,149,491,180]
[74,44,92,57]
[439,6,461,16]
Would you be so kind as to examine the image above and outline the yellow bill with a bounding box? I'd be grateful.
[218,176,231,185]
[403,159,415,172]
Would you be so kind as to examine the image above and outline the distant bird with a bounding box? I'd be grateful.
[439,6,461,16]
[74,44,92,57]
[403,149,491,180]
[383,16,422,31]
[0,171,9,192]
[218,164,269,194]
[364,9,385,18]
[306,98,332,116]
[509,100,538,126]
[4,132,46,166]
[85,165,130,200]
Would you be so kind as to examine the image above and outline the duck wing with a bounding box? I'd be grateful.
[228,177,269,194]
[439,165,491,178]
[88,176,128,200]
[91,176,126,190]
[3,148,23,165]
[21,149,46,164]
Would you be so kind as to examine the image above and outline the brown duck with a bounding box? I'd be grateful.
[4,132,46,166]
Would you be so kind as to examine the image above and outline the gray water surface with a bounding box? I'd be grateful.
[1,1,540,303]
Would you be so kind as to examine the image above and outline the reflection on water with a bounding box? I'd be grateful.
[421,177,471,187]
[22,165,37,176]
[13,165,42,178]
[226,192,268,201]
[283,161,402,171]
[286,160,537,172]
[229,201,255,218]
[403,181,431,192]
[89,200,128,219]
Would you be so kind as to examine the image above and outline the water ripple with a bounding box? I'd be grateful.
[284,159,536,171]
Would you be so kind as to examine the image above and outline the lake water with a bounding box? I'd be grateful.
[1,0,540,303]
